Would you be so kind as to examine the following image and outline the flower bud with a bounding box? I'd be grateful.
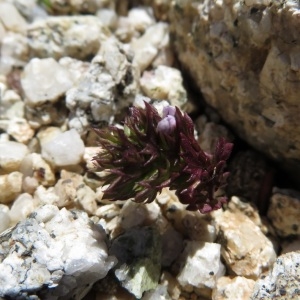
[157,115,176,134]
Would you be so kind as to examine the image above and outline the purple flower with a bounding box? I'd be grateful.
[157,115,176,134]
[93,101,233,214]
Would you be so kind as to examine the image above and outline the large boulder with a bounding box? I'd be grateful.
[169,0,300,181]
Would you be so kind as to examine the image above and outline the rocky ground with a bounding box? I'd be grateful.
[0,0,299,299]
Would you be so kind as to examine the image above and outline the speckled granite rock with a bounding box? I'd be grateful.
[0,204,116,299]
[27,15,110,60]
[250,251,300,300]
[66,37,139,135]
[169,0,300,182]
[267,188,300,237]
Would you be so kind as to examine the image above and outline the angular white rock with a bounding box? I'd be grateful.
[0,2,28,33]
[7,118,35,144]
[0,205,116,299]
[21,58,74,107]
[42,129,85,167]
[0,141,28,173]
[131,22,169,72]
[177,241,225,290]
[140,65,187,108]
[128,7,155,33]
[212,276,256,300]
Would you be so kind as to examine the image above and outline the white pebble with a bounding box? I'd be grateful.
[140,65,187,108]
[21,58,74,107]
[0,141,28,173]
[0,2,28,33]
[0,172,23,204]
[42,129,85,167]
[9,193,38,224]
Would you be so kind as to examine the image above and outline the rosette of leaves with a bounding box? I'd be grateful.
[93,102,233,213]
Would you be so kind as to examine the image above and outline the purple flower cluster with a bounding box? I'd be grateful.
[93,102,233,214]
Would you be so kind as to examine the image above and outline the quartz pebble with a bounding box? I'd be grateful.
[131,22,169,72]
[140,65,187,108]
[0,205,10,233]
[21,57,74,107]
[177,241,225,291]
[0,171,23,204]
[0,2,28,33]
[0,205,116,299]
[42,129,85,168]
[214,210,277,279]
[0,141,28,173]
[212,276,255,300]
[7,117,34,143]
[8,193,38,225]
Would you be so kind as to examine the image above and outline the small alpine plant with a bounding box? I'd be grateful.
[93,102,233,214]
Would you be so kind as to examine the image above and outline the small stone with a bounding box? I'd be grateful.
[110,227,161,299]
[227,196,268,234]
[20,153,56,187]
[214,210,277,279]
[0,205,10,233]
[142,285,171,300]
[33,186,60,206]
[48,0,110,14]
[131,22,169,72]
[0,89,24,120]
[42,129,85,168]
[27,16,109,60]
[6,117,35,144]
[37,126,62,148]
[22,176,39,194]
[0,32,29,74]
[160,271,181,300]
[267,188,300,237]
[0,172,23,204]
[84,147,100,170]
[97,9,118,30]
[58,57,90,86]
[0,141,28,173]
[8,193,38,225]
[118,200,159,230]
[128,7,155,33]
[74,182,97,214]
[212,276,255,300]
[21,58,74,107]
[95,204,120,220]
[0,205,116,299]
[66,37,138,134]
[250,251,300,300]
[0,2,28,33]
[140,65,187,108]
[177,241,225,290]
